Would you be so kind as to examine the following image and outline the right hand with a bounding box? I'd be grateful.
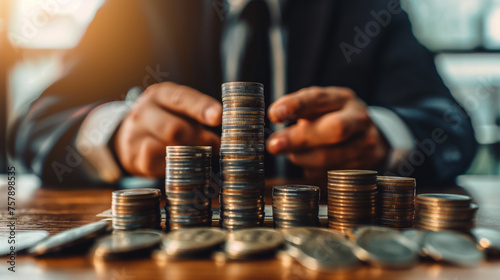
[114,82,222,177]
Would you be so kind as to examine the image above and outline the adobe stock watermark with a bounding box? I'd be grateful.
[386,127,448,177]
[51,63,169,183]
[339,0,403,63]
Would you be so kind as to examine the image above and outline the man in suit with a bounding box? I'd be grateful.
[9,0,476,186]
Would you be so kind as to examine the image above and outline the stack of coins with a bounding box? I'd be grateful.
[377,176,416,229]
[327,170,378,233]
[415,194,478,233]
[272,185,320,229]
[112,189,161,231]
[219,82,266,230]
[165,146,212,230]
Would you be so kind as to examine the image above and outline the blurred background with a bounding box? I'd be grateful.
[0,0,499,188]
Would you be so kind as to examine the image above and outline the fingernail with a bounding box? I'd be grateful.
[204,106,220,124]
[268,136,287,153]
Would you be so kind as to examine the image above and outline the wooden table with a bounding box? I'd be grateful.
[1,177,499,280]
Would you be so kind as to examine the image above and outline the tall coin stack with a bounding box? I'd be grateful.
[219,82,266,230]
[272,185,320,229]
[377,176,416,229]
[165,146,212,230]
[415,193,478,233]
[112,189,161,231]
[327,170,378,233]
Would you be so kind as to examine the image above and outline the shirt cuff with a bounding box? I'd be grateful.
[368,106,415,171]
[75,101,131,183]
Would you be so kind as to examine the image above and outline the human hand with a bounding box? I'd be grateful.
[114,82,222,177]
[266,86,390,178]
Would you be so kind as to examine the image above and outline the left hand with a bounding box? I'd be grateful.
[266,86,390,178]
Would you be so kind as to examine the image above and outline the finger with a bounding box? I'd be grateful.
[266,102,370,154]
[145,82,222,126]
[268,86,354,123]
[138,104,221,151]
[135,136,166,177]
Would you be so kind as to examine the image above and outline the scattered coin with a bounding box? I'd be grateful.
[422,230,484,267]
[224,228,284,260]
[354,226,419,269]
[93,230,162,260]
[281,227,345,246]
[0,230,49,256]
[348,225,398,241]
[401,228,427,256]
[29,221,109,257]
[285,227,360,271]
[471,227,500,257]
[161,228,227,258]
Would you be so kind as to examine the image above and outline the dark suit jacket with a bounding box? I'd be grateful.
[9,0,477,186]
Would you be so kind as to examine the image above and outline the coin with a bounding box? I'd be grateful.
[220,82,265,230]
[272,185,320,229]
[224,228,284,260]
[415,193,477,233]
[281,227,344,246]
[285,227,359,271]
[354,226,419,268]
[112,188,162,231]
[417,194,472,206]
[29,221,109,256]
[401,229,427,256]
[165,146,212,230]
[93,230,162,260]
[161,228,227,258]
[377,176,415,229]
[327,170,378,232]
[471,227,500,256]
[422,230,484,267]
[0,230,49,256]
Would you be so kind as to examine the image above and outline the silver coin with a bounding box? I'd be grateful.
[286,229,359,271]
[471,227,500,255]
[281,227,343,246]
[29,221,109,256]
[93,230,162,259]
[400,229,427,255]
[422,230,485,267]
[354,228,419,268]
[348,225,398,240]
[162,228,227,258]
[224,228,284,259]
[0,230,49,255]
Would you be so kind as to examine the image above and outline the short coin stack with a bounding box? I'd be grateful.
[327,170,378,233]
[415,194,478,233]
[377,176,416,229]
[165,146,213,230]
[219,82,266,230]
[112,189,161,231]
[272,185,320,229]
